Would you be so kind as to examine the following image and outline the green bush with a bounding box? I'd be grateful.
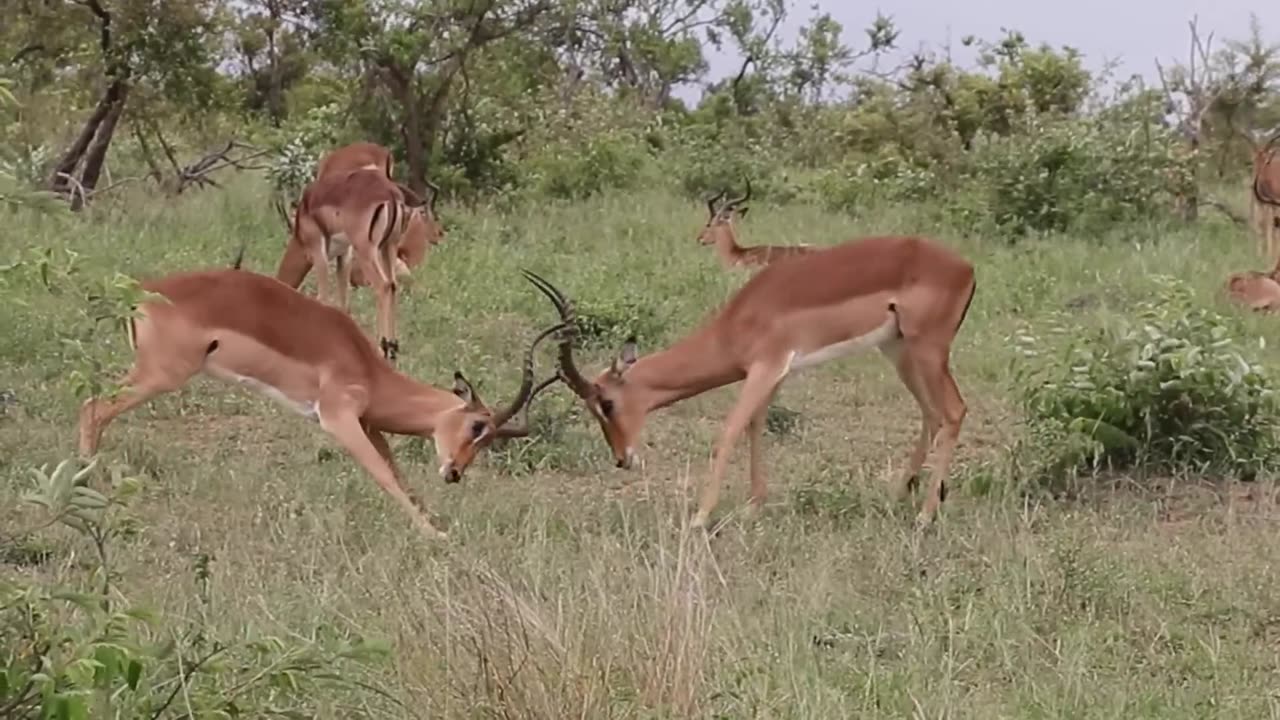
[958,111,1183,237]
[523,127,651,201]
[1011,277,1280,485]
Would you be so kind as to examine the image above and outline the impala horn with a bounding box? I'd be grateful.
[426,179,441,216]
[492,321,570,430]
[520,269,594,398]
[726,177,752,208]
[705,189,726,217]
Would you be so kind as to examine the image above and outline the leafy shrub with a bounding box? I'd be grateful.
[959,110,1183,237]
[523,127,651,201]
[570,294,666,351]
[1011,277,1280,485]
[1,458,398,719]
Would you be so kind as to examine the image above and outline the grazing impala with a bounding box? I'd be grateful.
[275,168,424,360]
[274,142,446,289]
[522,234,977,529]
[78,267,562,540]
[1248,131,1280,261]
[697,182,815,269]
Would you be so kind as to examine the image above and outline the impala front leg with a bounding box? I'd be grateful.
[692,361,785,530]
[319,399,444,539]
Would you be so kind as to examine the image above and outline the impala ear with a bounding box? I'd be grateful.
[610,336,638,377]
[452,371,481,406]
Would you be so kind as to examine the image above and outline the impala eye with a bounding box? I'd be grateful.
[471,420,487,438]
[599,398,615,416]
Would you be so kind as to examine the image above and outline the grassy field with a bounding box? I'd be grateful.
[4,178,1280,718]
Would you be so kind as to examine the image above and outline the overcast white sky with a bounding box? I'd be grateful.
[681,0,1277,102]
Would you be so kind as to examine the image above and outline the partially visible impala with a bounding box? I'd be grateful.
[275,168,424,360]
[1226,269,1280,313]
[274,141,446,289]
[522,233,977,529]
[78,267,562,540]
[1247,131,1280,261]
[697,182,815,269]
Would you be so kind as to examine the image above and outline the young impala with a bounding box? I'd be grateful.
[275,168,425,361]
[522,233,977,529]
[78,267,563,540]
[274,142,446,291]
[697,182,815,269]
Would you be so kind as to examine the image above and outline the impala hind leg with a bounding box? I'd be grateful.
[78,360,200,458]
[882,342,940,502]
[319,398,444,539]
[910,344,967,526]
[692,361,786,530]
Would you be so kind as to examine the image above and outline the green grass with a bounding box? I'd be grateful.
[5,178,1280,718]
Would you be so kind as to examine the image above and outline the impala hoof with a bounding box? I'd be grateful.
[380,338,400,361]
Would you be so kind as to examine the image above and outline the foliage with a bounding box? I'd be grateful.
[1011,277,1280,485]
[1,458,397,719]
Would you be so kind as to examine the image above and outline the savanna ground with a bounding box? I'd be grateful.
[5,176,1280,718]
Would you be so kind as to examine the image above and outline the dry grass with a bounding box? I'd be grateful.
[4,180,1280,718]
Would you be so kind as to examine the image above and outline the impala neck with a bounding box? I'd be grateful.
[713,226,746,266]
[630,324,745,413]
[364,366,462,435]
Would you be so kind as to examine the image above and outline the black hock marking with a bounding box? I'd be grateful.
[938,481,948,503]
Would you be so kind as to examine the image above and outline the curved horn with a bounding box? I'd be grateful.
[706,189,726,217]
[727,177,752,206]
[492,321,570,429]
[494,373,562,438]
[426,179,441,216]
[520,269,593,398]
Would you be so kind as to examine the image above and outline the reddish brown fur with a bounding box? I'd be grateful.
[278,142,446,289]
[1226,270,1280,312]
[275,167,418,360]
[78,268,559,540]
[1247,132,1280,260]
[526,234,976,529]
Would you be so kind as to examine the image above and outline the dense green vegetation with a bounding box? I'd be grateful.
[5,4,1280,717]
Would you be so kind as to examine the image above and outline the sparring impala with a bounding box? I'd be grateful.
[523,234,977,529]
[78,267,563,540]
[275,167,433,361]
[697,182,815,269]
[273,142,446,291]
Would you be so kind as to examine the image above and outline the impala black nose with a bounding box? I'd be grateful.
[444,468,461,483]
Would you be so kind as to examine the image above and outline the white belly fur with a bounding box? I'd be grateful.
[208,367,320,421]
[788,314,901,372]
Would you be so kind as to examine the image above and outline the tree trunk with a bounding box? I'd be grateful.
[73,83,128,210]
[48,81,121,193]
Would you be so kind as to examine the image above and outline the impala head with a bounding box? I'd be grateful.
[521,270,648,469]
[696,180,751,245]
[433,322,564,482]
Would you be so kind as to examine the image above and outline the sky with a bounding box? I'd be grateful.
[680,0,1277,102]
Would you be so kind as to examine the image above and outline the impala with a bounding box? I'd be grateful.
[275,167,425,360]
[78,267,563,540]
[273,142,446,289]
[1226,269,1280,313]
[522,233,977,529]
[697,182,815,269]
[1245,130,1280,261]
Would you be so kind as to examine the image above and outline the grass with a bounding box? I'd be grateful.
[4,177,1280,718]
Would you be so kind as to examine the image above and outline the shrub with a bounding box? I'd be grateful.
[959,111,1183,238]
[1011,277,1280,485]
